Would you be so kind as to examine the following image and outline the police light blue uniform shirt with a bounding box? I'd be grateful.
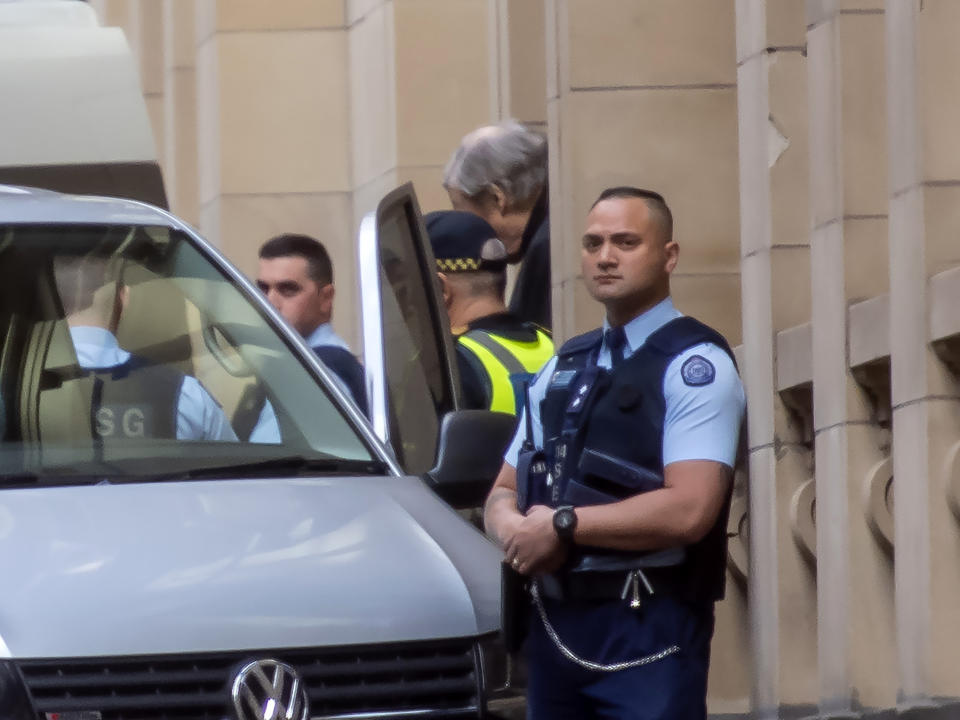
[70,326,237,442]
[248,322,356,444]
[505,297,745,468]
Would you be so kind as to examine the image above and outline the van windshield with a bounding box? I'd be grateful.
[0,224,383,484]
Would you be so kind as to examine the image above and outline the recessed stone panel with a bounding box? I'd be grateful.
[671,272,743,346]
[216,31,351,194]
[396,165,449,216]
[767,0,807,50]
[568,0,736,87]
[839,13,887,218]
[771,245,812,331]
[215,0,344,31]
[918,0,960,182]
[566,88,741,275]
[924,185,960,277]
[507,0,547,124]
[394,0,491,167]
[842,216,888,303]
[564,275,603,343]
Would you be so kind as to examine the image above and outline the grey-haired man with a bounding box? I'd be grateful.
[443,120,551,331]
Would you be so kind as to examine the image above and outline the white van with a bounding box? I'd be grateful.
[0,184,518,720]
[0,1,166,206]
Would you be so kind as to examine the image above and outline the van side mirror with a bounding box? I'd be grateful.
[425,410,517,509]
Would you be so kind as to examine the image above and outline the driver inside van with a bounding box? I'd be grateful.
[53,255,237,442]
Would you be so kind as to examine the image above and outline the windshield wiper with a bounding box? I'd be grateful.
[0,472,105,488]
[0,472,42,487]
[141,455,387,482]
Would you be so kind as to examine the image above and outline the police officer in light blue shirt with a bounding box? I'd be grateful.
[485,187,745,719]
[55,256,236,443]
[235,233,368,444]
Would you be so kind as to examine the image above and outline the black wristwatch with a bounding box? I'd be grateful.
[553,505,578,543]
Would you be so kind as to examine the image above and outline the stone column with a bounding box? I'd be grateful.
[735,1,817,717]
[887,1,960,710]
[546,1,745,713]
[805,1,896,714]
[162,0,198,225]
[194,1,356,340]
[488,0,547,129]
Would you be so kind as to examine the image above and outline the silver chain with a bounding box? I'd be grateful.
[530,581,680,672]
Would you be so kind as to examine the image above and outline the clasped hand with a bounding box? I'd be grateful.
[503,504,568,575]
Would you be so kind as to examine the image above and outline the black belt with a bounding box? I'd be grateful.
[539,569,677,602]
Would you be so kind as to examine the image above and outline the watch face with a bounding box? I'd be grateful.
[554,507,576,536]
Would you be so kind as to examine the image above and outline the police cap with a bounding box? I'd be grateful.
[424,210,507,273]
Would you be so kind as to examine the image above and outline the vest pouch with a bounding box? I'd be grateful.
[562,448,664,506]
[515,445,549,513]
[562,477,622,507]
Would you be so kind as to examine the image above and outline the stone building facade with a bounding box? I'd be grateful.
[88,0,960,717]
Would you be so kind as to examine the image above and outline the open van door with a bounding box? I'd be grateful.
[358,184,515,507]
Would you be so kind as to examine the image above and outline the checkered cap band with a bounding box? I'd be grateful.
[436,258,482,272]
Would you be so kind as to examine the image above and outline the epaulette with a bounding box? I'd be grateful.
[646,317,735,363]
[557,328,603,358]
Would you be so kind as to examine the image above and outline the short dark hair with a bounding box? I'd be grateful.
[446,269,508,303]
[591,186,673,243]
[259,234,333,286]
[53,255,124,315]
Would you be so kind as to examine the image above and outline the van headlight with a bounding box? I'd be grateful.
[0,661,36,720]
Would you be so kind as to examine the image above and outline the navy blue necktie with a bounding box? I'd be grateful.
[604,326,627,369]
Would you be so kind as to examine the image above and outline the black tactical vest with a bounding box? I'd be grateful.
[87,356,183,440]
[539,316,738,603]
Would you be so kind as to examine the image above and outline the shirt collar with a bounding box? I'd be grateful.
[304,322,349,351]
[68,325,131,369]
[602,297,683,357]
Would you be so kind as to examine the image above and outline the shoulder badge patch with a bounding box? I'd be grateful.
[681,354,715,386]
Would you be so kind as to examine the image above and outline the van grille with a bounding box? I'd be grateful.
[17,638,481,720]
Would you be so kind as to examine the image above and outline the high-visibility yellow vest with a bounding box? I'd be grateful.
[457,328,554,415]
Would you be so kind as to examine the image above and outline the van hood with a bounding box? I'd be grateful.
[0,476,502,658]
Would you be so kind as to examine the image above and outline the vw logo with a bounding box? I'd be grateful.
[231,659,309,720]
